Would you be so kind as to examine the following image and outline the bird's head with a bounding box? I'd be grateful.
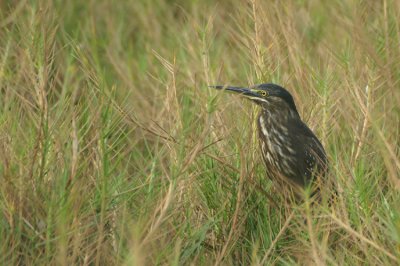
[210,83,299,115]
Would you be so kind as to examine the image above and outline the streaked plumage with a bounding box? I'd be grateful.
[211,83,327,196]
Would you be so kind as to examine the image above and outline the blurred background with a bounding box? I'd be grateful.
[0,0,399,265]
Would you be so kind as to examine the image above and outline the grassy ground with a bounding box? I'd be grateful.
[0,0,399,265]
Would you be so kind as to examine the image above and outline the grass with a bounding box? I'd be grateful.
[0,0,399,265]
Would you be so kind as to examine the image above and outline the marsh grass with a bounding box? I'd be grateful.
[0,0,399,265]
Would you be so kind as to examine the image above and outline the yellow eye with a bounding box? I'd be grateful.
[259,90,267,97]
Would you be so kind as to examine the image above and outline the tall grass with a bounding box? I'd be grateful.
[0,0,399,265]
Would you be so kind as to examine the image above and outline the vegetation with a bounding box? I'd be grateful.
[0,0,399,265]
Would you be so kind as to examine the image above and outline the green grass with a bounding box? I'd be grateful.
[1,0,400,265]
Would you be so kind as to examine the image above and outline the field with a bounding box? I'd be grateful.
[0,0,399,265]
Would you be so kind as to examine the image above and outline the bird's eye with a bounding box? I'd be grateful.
[259,90,268,97]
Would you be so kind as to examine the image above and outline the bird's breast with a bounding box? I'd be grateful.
[257,115,283,164]
[257,113,298,176]
[257,114,287,154]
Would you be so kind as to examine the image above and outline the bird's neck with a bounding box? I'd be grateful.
[259,106,300,127]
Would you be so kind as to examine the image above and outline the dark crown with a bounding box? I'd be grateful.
[254,83,298,113]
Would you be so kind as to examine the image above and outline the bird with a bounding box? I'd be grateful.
[210,83,328,199]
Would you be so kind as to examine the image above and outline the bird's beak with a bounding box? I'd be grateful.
[209,85,259,98]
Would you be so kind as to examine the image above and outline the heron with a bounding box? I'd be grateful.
[211,83,328,199]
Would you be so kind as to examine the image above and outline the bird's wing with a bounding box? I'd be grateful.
[288,120,327,183]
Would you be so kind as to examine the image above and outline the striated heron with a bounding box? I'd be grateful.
[211,83,328,198]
